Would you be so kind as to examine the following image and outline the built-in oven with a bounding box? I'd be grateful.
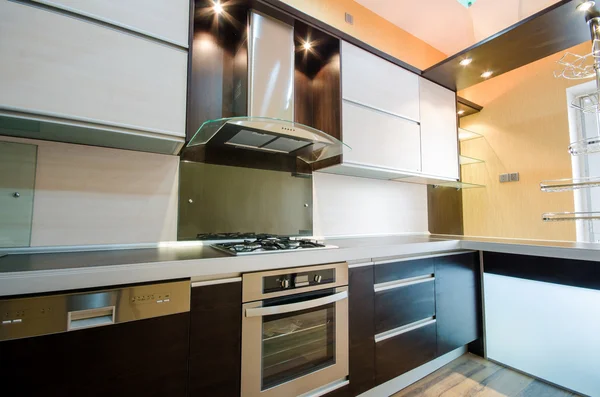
[241,262,349,397]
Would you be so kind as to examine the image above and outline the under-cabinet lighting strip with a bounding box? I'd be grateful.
[374,275,434,293]
[374,317,436,343]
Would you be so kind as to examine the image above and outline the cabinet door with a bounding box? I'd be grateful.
[0,1,187,138]
[342,100,421,172]
[189,281,242,397]
[341,41,420,122]
[375,321,437,384]
[31,0,190,46]
[0,313,190,397]
[419,78,459,179]
[347,265,376,396]
[435,252,482,356]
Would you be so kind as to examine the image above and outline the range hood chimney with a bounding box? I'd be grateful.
[185,10,347,165]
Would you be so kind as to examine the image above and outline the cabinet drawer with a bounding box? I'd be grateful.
[341,41,419,121]
[0,1,187,137]
[375,320,437,384]
[375,279,435,334]
[31,0,190,46]
[342,100,421,173]
[374,257,434,284]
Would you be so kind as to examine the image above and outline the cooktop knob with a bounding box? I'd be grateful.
[280,279,290,289]
[314,275,322,283]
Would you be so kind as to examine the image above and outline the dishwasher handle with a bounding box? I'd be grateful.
[67,306,115,331]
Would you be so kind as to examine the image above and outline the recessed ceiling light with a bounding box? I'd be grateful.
[303,42,312,50]
[213,1,223,14]
[577,1,595,11]
[457,110,465,115]
[481,71,493,78]
[459,58,472,66]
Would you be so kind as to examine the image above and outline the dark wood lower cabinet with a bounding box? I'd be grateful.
[435,252,482,357]
[375,322,437,384]
[346,266,376,396]
[188,281,242,397]
[0,313,190,397]
[374,280,435,333]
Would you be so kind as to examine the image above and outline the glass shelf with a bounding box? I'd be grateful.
[186,116,349,164]
[569,136,600,156]
[542,212,600,222]
[433,181,485,190]
[540,177,600,192]
[458,128,483,142]
[570,90,600,113]
[459,155,484,165]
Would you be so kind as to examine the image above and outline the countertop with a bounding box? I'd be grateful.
[1,234,599,297]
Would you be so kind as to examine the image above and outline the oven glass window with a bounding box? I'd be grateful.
[261,303,335,390]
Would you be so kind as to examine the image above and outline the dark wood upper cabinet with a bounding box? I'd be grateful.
[434,252,482,357]
[189,281,242,397]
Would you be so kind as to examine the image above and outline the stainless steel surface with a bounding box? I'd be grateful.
[373,275,435,293]
[242,262,349,302]
[241,263,349,397]
[0,279,190,341]
[191,277,242,288]
[248,11,294,121]
[374,318,436,343]
[245,289,348,318]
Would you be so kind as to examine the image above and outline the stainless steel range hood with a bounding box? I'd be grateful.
[186,11,348,164]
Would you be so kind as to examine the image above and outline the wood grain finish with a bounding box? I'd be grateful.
[189,281,242,396]
[483,251,600,291]
[374,281,435,334]
[375,322,437,384]
[422,1,593,90]
[435,252,481,357]
[393,354,581,397]
[374,258,434,284]
[346,266,376,396]
[0,313,190,397]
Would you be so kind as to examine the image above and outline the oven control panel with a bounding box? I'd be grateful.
[263,269,335,293]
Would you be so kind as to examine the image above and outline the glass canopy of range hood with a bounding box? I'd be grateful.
[187,116,350,164]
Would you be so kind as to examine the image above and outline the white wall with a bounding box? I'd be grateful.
[0,136,178,247]
[313,172,428,237]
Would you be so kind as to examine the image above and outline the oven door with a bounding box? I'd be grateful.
[241,287,349,397]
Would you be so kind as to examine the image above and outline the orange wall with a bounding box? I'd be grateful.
[281,0,446,70]
[456,41,592,241]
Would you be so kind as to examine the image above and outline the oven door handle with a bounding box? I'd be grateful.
[245,290,348,318]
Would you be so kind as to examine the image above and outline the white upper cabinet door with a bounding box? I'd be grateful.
[419,78,459,180]
[0,1,187,138]
[341,41,420,122]
[32,0,190,47]
[342,100,421,173]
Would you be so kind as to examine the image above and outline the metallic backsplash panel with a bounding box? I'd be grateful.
[178,162,312,240]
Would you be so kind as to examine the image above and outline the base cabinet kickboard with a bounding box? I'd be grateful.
[326,252,482,397]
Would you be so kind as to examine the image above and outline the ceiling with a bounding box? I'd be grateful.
[354,0,562,56]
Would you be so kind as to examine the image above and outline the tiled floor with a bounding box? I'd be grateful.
[393,354,580,397]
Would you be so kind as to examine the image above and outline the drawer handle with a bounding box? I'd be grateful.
[374,275,434,293]
[68,306,115,331]
[374,318,436,343]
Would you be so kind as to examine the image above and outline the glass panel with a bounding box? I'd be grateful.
[458,128,483,142]
[459,155,485,165]
[261,303,335,390]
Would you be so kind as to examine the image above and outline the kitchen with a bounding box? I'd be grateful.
[0,0,599,396]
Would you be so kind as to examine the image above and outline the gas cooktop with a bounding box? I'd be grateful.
[210,236,337,256]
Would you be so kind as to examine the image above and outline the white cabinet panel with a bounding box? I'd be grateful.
[32,0,190,46]
[419,78,459,180]
[342,100,421,173]
[0,1,187,138]
[341,41,420,122]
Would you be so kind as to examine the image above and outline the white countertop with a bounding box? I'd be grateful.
[1,234,599,297]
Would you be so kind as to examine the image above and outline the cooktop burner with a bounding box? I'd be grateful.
[197,232,277,241]
[211,236,336,255]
